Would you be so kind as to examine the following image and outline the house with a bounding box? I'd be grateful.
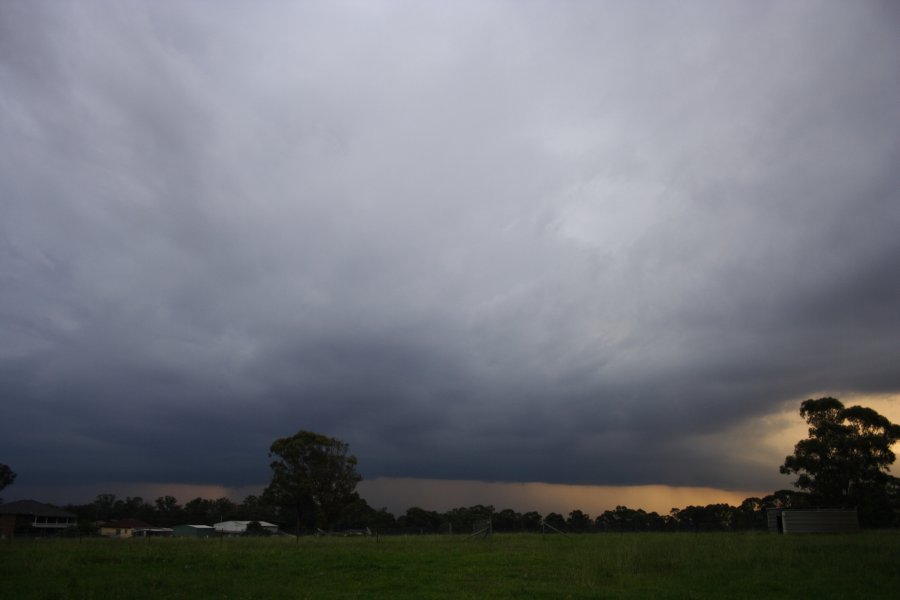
[767,508,859,533]
[172,524,216,538]
[213,520,279,535]
[99,518,155,538]
[132,527,174,537]
[0,499,77,538]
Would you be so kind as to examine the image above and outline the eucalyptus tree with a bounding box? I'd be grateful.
[0,463,15,501]
[263,430,362,532]
[780,397,900,525]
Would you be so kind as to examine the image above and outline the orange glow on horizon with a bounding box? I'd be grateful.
[357,478,763,516]
[15,393,898,515]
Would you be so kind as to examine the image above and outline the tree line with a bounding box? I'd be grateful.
[3,396,899,534]
[256,396,900,531]
[52,489,796,535]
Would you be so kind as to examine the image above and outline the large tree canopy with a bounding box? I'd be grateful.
[0,463,15,496]
[780,397,900,524]
[263,430,362,530]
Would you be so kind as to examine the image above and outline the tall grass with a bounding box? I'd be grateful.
[1,532,898,599]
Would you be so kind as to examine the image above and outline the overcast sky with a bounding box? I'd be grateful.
[2,0,899,510]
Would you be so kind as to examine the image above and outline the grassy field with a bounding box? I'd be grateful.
[2,532,898,599]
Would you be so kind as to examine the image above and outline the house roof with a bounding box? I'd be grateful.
[0,499,76,518]
[102,518,154,529]
[213,520,278,531]
[176,524,214,529]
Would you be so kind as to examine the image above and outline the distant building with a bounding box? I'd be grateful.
[767,508,860,533]
[133,527,174,537]
[0,499,77,538]
[99,518,155,538]
[98,518,173,537]
[213,520,278,535]
[172,524,216,538]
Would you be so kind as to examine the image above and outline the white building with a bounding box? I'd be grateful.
[213,520,279,535]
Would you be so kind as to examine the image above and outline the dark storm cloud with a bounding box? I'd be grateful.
[2,0,899,495]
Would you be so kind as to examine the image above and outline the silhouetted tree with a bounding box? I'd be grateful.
[596,506,667,532]
[0,463,15,501]
[118,497,154,521]
[331,493,396,530]
[493,508,523,532]
[263,430,362,532]
[155,495,178,513]
[760,489,810,510]
[780,397,900,525]
[443,505,494,533]
[153,495,182,526]
[522,511,543,532]
[243,520,272,536]
[735,497,767,530]
[567,509,593,532]
[543,512,566,532]
[92,494,117,520]
[183,497,212,523]
[399,506,442,532]
[238,494,279,524]
[671,504,739,531]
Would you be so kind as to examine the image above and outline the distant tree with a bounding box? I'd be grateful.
[93,494,117,520]
[399,507,442,532]
[567,509,593,533]
[596,506,661,532]
[75,519,99,537]
[333,493,396,530]
[671,504,739,532]
[493,508,523,532]
[543,512,567,532]
[153,495,183,526]
[646,511,670,531]
[443,505,494,533]
[181,496,235,524]
[735,497,767,530]
[211,497,238,523]
[780,397,900,525]
[238,494,280,524]
[114,496,154,522]
[243,520,272,536]
[759,489,810,510]
[183,497,210,523]
[367,506,398,530]
[0,463,15,499]
[522,511,543,532]
[263,430,362,532]
[155,495,178,513]
[238,494,262,513]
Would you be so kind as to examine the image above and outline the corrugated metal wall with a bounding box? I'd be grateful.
[768,509,859,533]
[766,510,779,532]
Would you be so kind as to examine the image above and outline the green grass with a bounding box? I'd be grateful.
[2,532,898,599]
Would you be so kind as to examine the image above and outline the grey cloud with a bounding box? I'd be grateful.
[1,1,899,497]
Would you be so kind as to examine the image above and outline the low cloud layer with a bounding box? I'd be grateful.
[2,1,899,499]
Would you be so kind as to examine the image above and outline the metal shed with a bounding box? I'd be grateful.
[172,524,215,538]
[213,520,278,535]
[766,508,859,533]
